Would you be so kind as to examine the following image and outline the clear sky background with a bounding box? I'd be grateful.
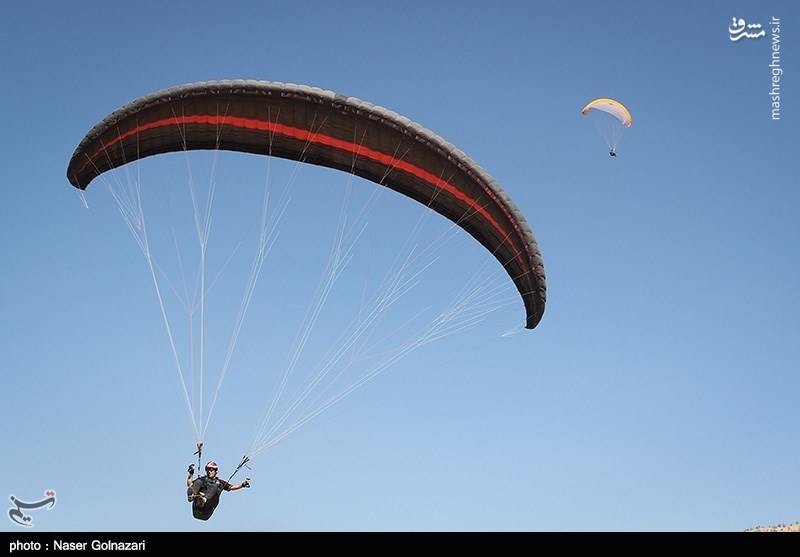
[1,0,797,531]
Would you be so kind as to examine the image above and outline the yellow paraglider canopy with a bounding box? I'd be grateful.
[581,98,633,128]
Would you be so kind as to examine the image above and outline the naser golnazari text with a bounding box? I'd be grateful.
[9,539,146,552]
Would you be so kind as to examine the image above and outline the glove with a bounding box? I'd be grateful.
[188,463,195,475]
[242,478,251,488]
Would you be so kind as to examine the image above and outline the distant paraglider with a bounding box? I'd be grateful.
[581,98,632,156]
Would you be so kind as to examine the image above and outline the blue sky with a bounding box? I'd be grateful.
[1,0,797,531]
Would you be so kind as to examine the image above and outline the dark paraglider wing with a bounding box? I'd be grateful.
[67,80,546,328]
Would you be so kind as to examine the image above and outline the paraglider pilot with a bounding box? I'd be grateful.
[187,461,250,521]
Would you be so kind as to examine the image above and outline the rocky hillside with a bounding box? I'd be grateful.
[746,522,800,532]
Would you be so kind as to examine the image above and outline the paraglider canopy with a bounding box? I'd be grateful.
[581,98,633,128]
[67,80,546,329]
